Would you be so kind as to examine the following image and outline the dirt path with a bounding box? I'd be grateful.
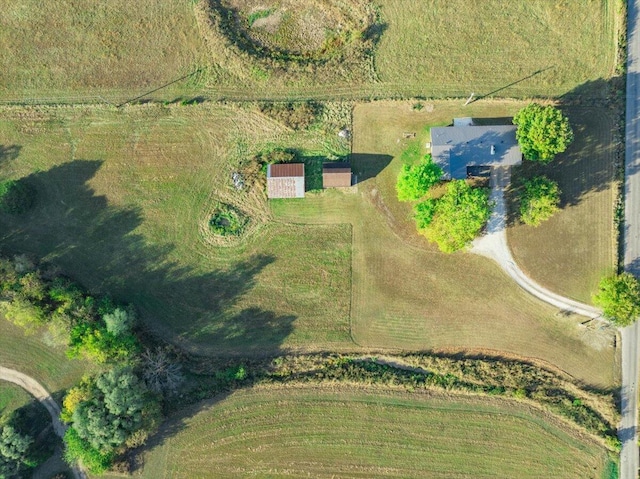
[0,366,87,479]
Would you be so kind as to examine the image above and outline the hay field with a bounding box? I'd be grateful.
[373,0,619,98]
[119,386,610,479]
[0,0,208,102]
[0,0,620,102]
[0,103,352,356]
[274,100,617,388]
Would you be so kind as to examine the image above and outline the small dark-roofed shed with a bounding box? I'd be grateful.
[322,162,352,188]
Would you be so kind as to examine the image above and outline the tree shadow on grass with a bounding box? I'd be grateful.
[0,160,295,355]
[506,77,623,225]
[0,145,22,168]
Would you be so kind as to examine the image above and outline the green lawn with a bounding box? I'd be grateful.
[0,382,31,422]
[115,386,611,479]
[0,103,352,356]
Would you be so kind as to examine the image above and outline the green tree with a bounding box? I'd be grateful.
[413,198,437,231]
[396,154,442,202]
[66,368,159,458]
[593,273,640,327]
[513,103,573,163]
[103,307,135,336]
[0,425,34,479]
[519,176,561,226]
[425,180,490,253]
[0,180,35,214]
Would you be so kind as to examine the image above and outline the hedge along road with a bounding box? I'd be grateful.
[0,366,87,479]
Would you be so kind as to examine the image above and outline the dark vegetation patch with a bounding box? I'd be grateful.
[0,179,35,215]
[209,203,249,237]
[259,101,322,130]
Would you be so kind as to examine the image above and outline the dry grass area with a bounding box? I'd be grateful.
[508,108,618,303]
[375,0,619,98]
[118,385,610,479]
[0,0,208,101]
[0,103,352,356]
[0,0,619,102]
[273,100,617,388]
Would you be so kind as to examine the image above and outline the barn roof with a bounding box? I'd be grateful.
[267,163,305,198]
[322,162,352,188]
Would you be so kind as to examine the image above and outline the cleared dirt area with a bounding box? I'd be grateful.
[116,385,610,479]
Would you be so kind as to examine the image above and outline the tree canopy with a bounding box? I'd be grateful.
[519,176,561,226]
[424,180,490,253]
[513,104,573,163]
[593,273,640,327]
[63,367,160,473]
[396,153,442,202]
[0,425,33,479]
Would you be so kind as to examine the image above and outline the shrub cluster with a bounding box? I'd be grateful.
[593,273,640,327]
[259,102,322,130]
[0,180,35,214]
[0,256,139,363]
[61,367,161,475]
[518,176,561,226]
[395,152,442,202]
[209,203,249,237]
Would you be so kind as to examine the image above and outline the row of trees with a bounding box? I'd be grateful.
[0,255,176,474]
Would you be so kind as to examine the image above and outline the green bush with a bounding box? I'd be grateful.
[209,204,249,237]
[0,425,34,479]
[513,103,573,163]
[396,153,442,202]
[413,198,437,230]
[593,273,640,327]
[425,180,490,253]
[519,176,561,226]
[259,102,322,130]
[63,428,113,475]
[0,180,35,214]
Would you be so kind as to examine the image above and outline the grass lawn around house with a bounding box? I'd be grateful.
[111,385,612,479]
[507,107,618,303]
[281,100,618,388]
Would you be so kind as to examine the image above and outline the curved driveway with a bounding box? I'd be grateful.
[0,367,86,479]
[471,166,602,319]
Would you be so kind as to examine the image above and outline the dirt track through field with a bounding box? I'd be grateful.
[0,366,86,479]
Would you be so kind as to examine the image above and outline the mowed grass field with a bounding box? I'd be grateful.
[0,0,208,101]
[0,0,620,101]
[0,382,31,422]
[0,104,352,356]
[374,0,619,98]
[508,108,618,303]
[274,100,617,387]
[115,386,611,479]
[0,319,90,393]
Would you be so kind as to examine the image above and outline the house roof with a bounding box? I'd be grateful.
[322,162,352,188]
[430,125,522,179]
[267,163,305,198]
[268,163,305,178]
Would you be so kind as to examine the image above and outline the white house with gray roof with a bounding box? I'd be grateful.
[430,121,522,180]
